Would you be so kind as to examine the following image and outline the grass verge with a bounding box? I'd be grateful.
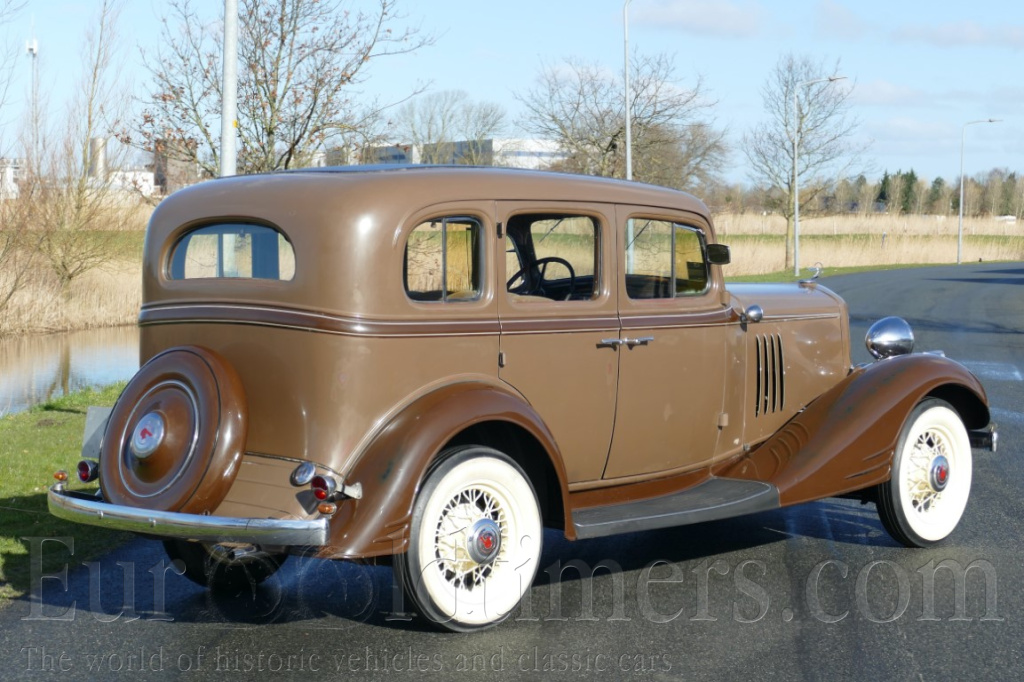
[0,383,131,604]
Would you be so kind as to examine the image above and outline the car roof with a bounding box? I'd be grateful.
[259,164,710,213]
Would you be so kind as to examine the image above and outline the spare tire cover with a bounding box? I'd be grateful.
[99,346,247,514]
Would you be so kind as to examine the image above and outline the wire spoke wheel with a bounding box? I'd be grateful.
[396,447,542,631]
[877,398,972,547]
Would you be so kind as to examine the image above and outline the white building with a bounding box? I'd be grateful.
[109,170,157,198]
[357,138,565,170]
[361,144,422,165]
[477,138,565,169]
[0,158,23,200]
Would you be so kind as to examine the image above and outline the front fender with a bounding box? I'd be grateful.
[719,354,989,506]
[315,381,567,559]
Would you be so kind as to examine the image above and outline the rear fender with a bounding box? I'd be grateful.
[316,382,568,559]
[718,353,989,506]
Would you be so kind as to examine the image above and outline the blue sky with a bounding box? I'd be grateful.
[2,0,1020,185]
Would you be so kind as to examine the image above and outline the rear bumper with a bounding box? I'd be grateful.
[48,484,329,546]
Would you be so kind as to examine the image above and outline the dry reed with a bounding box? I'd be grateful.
[715,213,1023,276]
[0,260,141,336]
[715,212,1021,238]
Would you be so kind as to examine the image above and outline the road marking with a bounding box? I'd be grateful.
[961,361,1023,382]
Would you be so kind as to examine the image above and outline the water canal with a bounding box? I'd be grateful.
[0,326,139,415]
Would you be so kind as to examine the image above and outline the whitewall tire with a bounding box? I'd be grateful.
[396,446,542,631]
[877,398,972,547]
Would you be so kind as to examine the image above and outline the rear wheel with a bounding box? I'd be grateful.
[876,398,972,547]
[164,539,287,594]
[395,446,542,631]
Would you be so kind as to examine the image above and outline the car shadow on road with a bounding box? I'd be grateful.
[537,498,897,577]
[5,499,898,631]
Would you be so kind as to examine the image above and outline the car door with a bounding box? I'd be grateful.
[602,206,739,481]
[496,202,619,484]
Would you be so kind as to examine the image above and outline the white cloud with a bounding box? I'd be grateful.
[987,86,1024,106]
[814,1,868,41]
[852,80,932,107]
[867,117,954,143]
[633,0,765,39]
[892,21,1024,50]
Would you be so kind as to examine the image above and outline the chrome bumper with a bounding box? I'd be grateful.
[969,424,998,453]
[48,485,329,546]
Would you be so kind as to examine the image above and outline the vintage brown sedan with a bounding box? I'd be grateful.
[49,166,996,631]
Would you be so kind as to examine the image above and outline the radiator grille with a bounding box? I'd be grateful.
[754,334,786,417]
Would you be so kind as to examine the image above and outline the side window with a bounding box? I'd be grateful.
[169,224,295,280]
[404,216,482,302]
[506,214,599,302]
[625,219,709,299]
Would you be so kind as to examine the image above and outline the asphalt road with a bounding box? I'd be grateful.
[2,263,1022,681]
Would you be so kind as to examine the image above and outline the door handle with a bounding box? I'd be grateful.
[599,336,654,349]
[624,336,654,348]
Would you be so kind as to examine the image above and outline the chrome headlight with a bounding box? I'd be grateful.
[865,316,915,360]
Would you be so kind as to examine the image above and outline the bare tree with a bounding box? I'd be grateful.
[129,0,432,178]
[516,53,727,189]
[0,0,32,324]
[743,54,864,269]
[393,90,506,164]
[0,1,24,112]
[856,177,878,216]
[1014,175,1024,220]
[33,0,138,291]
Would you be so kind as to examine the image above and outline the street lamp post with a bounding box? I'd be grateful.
[623,0,634,182]
[793,76,846,278]
[957,118,1000,264]
[220,0,239,178]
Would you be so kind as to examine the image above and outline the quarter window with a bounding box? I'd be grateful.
[169,224,295,280]
[625,219,709,299]
[404,217,482,302]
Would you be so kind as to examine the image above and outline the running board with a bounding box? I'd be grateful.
[573,478,780,540]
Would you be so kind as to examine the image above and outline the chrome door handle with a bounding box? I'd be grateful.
[624,336,654,348]
[599,338,624,348]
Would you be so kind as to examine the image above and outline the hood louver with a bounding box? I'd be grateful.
[755,334,786,417]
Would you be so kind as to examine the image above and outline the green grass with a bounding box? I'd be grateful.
[0,383,131,603]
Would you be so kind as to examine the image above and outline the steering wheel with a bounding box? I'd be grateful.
[507,257,576,298]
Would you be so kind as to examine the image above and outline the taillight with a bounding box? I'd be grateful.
[310,475,337,501]
[77,460,99,483]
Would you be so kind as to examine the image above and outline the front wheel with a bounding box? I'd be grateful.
[395,446,542,632]
[876,398,973,547]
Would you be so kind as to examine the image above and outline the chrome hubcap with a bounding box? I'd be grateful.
[929,454,950,493]
[466,518,502,564]
[130,412,165,459]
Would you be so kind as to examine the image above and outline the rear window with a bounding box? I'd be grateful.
[169,224,295,280]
